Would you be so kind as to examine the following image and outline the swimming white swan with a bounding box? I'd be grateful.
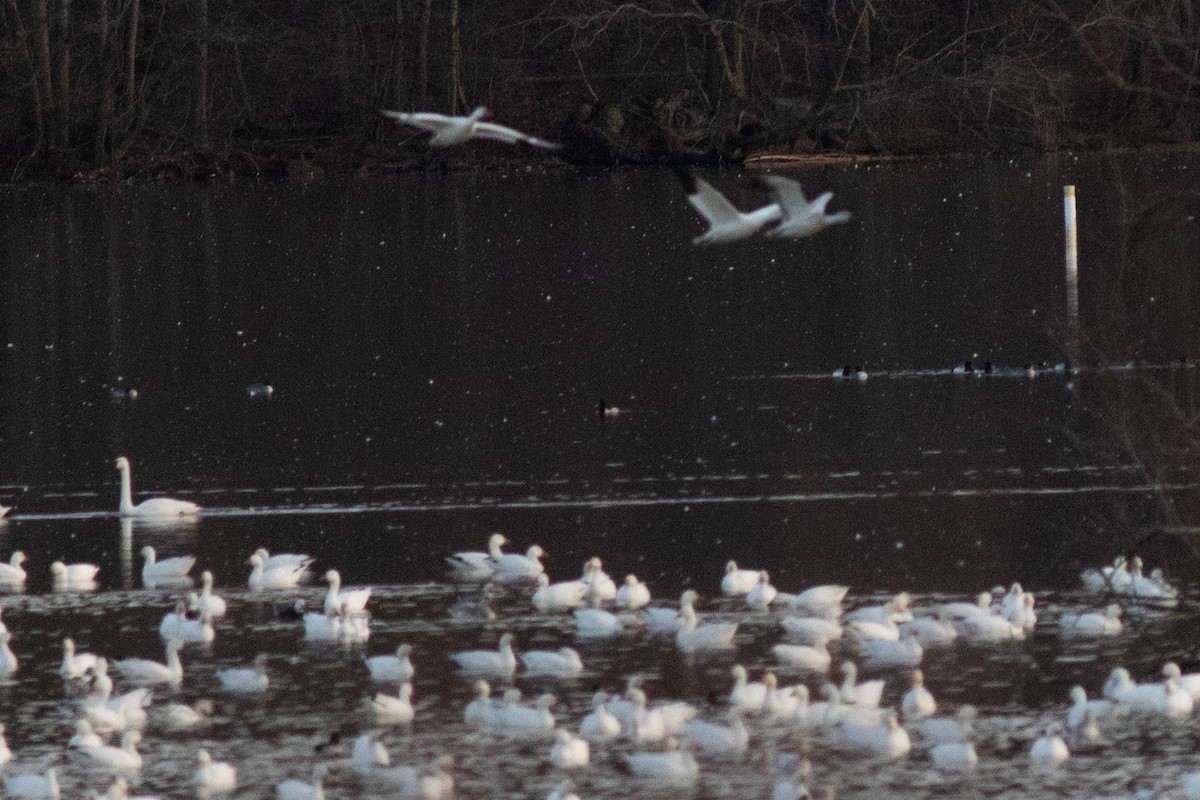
[757,175,852,239]
[114,639,183,685]
[193,749,237,793]
[746,571,779,610]
[939,591,994,620]
[83,687,151,733]
[836,709,911,758]
[761,674,802,718]
[247,553,307,590]
[382,106,560,149]
[463,680,497,728]
[674,169,782,246]
[550,730,590,768]
[839,661,884,707]
[847,593,914,626]
[159,699,214,730]
[115,457,199,517]
[323,569,371,615]
[60,638,99,679]
[901,669,937,720]
[0,551,28,584]
[531,574,588,613]
[1005,593,1038,632]
[682,713,750,753]
[1104,667,1192,714]
[615,575,651,610]
[50,561,100,588]
[1030,723,1069,763]
[445,533,507,577]
[370,682,415,724]
[365,643,414,681]
[721,560,762,595]
[521,646,584,677]
[140,546,195,586]
[488,545,545,581]
[190,571,227,618]
[622,737,699,785]
[1126,557,1179,604]
[578,691,622,740]
[276,764,327,800]
[1081,556,1132,593]
[450,633,516,676]
[217,654,269,692]
[80,730,143,770]
[4,767,59,800]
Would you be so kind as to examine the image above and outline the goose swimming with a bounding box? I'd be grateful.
[190,571,227,618]
[247,553,307,590]
[450,632,516,676]
[364,643,414,681]
[115,457,199,517]
[140,546,195,586]
[382,106,560,149]
[682,712,750,754]
[836,709,911,758]
[374,754,454,800]
[728,665,769,713]
[323,569,371,615]
[0,551,28,584]
[1060,604,1122,636]
[720,560,762,595]
[757,175,852,239]
[217,654,269,692]
[276,764,327,800]
[520,646,584,677]
[370,682,415,724]
[531,574,588,613]
[193,749,237,793]
[622,737,699,785]
[675,594,738,651]
[463,680,497,728]
[745,571,779,610]
[578,691,621,740]
[550,730,590,769]
[901,669,937,720]
[615,575,651,610]
[159,699,214,730]
[445,533,507,577]
[1030,723,1069,763]
[488,545,546,581]
[80,730,143,771]
[60,638,99,679]
[50,561,100,588]
[114,639,183,686]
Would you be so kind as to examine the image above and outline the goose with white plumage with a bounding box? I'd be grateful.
[450,633,516,676]
[116,457,199,518]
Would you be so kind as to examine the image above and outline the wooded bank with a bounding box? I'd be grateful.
[3,0,1200,181]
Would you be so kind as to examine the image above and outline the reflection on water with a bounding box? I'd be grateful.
[0,151,1199,799]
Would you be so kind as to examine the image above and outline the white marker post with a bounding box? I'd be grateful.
[1063,186,1079,327]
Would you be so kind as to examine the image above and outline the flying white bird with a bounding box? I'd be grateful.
[675,168,781,245]
[381,106,560,149]
[757,175,851,239]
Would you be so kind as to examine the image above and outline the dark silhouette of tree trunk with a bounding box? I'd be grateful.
[94,0,112,163]
[194,0,208,149]
[448,0,464,112]
[391,0,406,109]
[124,0,138,118]
[417,0,431,107]
[55,0,68,147]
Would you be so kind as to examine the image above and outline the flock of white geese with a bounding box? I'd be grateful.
[0,458,1197,800]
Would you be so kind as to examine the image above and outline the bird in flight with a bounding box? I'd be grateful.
[381,106,560,150]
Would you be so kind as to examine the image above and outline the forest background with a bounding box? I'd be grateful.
[1,0,1198,180]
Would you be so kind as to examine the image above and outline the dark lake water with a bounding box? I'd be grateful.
[0,152,1199,800]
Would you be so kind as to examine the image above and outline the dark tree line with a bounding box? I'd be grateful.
[3,0,1200,180]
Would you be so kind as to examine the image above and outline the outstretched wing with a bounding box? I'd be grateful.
[472,122,561,149]
[380,110,455,132]
[673,168,742,226]
[760,175,812,221]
